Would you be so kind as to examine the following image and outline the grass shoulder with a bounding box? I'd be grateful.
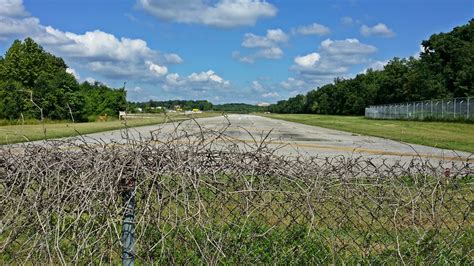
[258,113,474,154]
[0,112,221,145]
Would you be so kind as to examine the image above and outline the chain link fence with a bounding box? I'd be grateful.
[365,97,474,121]
[1,123,473,264]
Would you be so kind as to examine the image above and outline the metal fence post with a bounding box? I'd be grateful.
[122,179,135,266]
[441,99,444,118]
[468,97,470,119]
[406,103,408,119]
[421,102,424,119]
[430,100,433,117]
[454,99,456,119]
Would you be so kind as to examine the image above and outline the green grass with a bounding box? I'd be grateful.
[259,113,474,153]
[0,112,220,145]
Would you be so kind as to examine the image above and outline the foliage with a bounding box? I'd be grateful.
[0,38,127,122]
[269,20,474,115]
[212,103,267,113]
[129,101,267,114]
[130,100,213,112]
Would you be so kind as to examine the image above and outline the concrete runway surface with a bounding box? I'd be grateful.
[52,114,472,164]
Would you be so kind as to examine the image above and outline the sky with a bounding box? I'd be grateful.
[0,0,472,104]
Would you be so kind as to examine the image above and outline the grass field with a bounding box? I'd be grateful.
[0,112,220,145]
[259,113,474,153]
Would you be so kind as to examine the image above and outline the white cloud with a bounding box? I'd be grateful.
[413,45,424,59]
[293,23,330,35]
[232,51,255,63]
[236,28,288,62]
[164,53,183,64]
[165,73,182,85]
[242,33,273,48]
[280,77,306,90]
[146,60,168,76]
[262,92,279,98]
[138,0,277,28]
[360,23,395,37]
[161,69,231,94]
[320,38,377,55]
[41,29,156,62]
[0,1,184,82]
[0,0,27,17]
[132,86,144,93]
[256,47,283,59]
[0,17,39,39]
[251,80,264,92]
[366,60,388,71]
[242,28,288,48]
[266,28,288,42]
[66,67,80,80]
[279,77,314,94]
[84,77,97,84]
[294,53,320,67]
[340,16,353,25]
[187,70,229,85]
[291,38,377,82]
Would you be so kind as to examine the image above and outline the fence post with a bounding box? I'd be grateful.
[421,102,424,119]
[122,178,135,266]
[406,103,408,119]
[468,97,470,119]
[430,100,433,117]
[454,99,456,119]
[441,99,444,118]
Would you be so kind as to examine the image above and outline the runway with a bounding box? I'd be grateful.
[50,114,472,164]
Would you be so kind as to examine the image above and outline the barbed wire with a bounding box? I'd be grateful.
[0,119,473,264]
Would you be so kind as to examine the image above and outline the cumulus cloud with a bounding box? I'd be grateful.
[0,0,27,17]
[242,28,288,48]
[188,70,229,85]
[232,51,255,63]
[0,16,39,40]
[278,77,315,94]
[235,28,288,63]
[146,61,168,76]
[291,38,377,82]
[138,0,277,28]
[320,38,377,55]
[266,28,288,42]
[340,16,353,25]
[66,67,80,80]
[360,23,395,37]
[294,53,320,67]
[84,77,97,84]
[293,23,330,35]
[165,73,182,85]
[280,77,306,89]
[365,60,389,71]
[251,80,264,91]
[38,28,156,62]
[0,1,184,83]
[164,53,183,64]
[261,92,279,98]
[161,70,231,94]
[256,47,283,59]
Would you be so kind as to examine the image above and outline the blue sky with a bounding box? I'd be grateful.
[0,0,472,104]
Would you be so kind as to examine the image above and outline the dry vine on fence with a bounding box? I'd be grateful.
[0,119,473,264]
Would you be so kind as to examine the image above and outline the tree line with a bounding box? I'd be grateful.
[269,20,474,115]
[0,38,127,122]
[130,100,266,114]
[130,100,213,113]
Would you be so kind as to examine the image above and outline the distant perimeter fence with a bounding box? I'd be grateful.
[365,97,473,121]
